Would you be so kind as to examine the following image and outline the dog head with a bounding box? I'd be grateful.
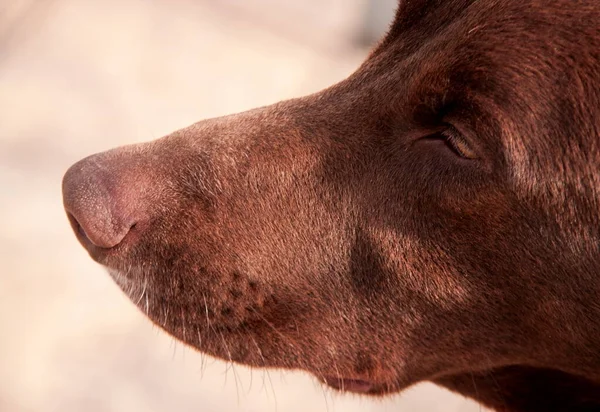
[63,0,600,397]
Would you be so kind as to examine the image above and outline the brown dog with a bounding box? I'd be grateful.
[62,1,600,411]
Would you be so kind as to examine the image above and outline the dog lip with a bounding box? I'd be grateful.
[322,376,375,393]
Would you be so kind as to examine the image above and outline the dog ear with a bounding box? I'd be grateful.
[396,0,445,18]
[385,0,462,42]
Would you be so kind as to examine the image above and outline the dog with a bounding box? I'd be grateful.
[62,0,600,410]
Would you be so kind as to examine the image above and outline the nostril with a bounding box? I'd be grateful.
[66,212,87,241]
[75,219,87,239]
[65,209,134,250]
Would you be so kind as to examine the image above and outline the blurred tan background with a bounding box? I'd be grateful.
[0,1,485,411]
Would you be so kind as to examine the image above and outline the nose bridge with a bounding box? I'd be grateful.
[164,106,311,185]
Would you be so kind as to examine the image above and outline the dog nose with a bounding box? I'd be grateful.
[62,151,146,249]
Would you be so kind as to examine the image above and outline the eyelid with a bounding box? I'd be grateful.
[441,126,478,159]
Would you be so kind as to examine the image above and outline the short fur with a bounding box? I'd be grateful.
[62,1,600,411]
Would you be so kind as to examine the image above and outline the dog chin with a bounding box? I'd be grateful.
[107,267,149,302]
[319,376,397,395]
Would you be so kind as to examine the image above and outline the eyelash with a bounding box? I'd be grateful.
[431,127,477,159]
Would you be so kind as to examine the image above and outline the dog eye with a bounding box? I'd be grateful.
[427,127,478,159]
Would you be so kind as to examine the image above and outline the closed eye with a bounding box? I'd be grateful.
[424,126,478,160]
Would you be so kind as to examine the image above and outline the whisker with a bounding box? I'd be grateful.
[249,337,269,398]
[470,372,481,412]
[181,307,187,342]
[144,287,150,316]
[196,327,207,380]
[265,367,278,412]
[134,275,147,306]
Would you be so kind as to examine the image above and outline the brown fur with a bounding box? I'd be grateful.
[62,1,600,410]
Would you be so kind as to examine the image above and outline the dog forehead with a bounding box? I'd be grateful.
[388,0,600,49]
[382,0,600,135]
[387,0,471,39]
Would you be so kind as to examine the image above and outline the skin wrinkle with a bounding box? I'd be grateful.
[61,0,600,410]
